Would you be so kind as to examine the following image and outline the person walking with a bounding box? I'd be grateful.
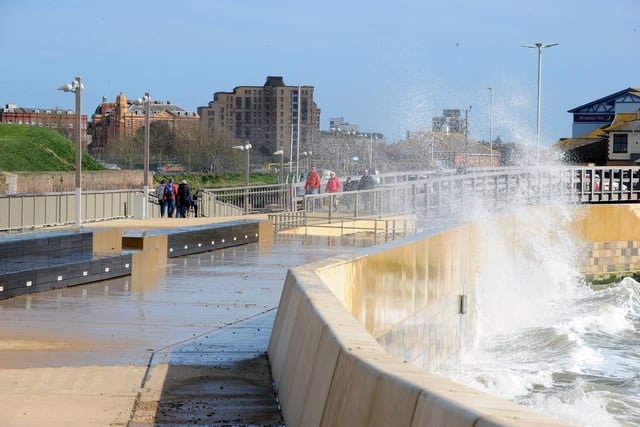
[325,171,341,211]
[304,166,321,211]
[156,179,168,217]
[357,169,376,213]
[177,180,191,218]
[357,169,376,190]
[164,178,178,218]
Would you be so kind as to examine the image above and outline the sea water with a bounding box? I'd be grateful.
[437,204,640,426]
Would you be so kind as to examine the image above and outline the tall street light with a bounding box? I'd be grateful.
[488,87,493,167]
[57,76,83,229]
[232,142,252,213]
[273,149,284,184]
[368,132,378,170]
[463,106,472,166]
[134,93,151,219]
[301,151,312,172]
[523,42,559,164]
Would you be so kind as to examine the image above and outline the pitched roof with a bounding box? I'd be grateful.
[567,87,640,113]
[604,112,640,132]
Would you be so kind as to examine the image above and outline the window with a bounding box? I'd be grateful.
[613,134,628,153]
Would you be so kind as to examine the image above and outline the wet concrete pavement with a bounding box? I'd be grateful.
[0,219,374,426]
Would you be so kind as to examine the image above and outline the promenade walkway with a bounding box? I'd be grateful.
[0,216,375,426]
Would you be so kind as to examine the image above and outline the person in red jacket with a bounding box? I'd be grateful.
[304,166,321,194]
[304,166,321,211]
[325,171,341,211]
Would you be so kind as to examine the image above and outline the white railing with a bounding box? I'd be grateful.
[0,190,139,232]
[2,167,639,233]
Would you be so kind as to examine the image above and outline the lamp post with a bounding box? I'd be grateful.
[463,106,472,167]
[232,142,252,213]
[301,151,312,172]
[57,76,83,229]
[134,92,151,219]
[368,132,377,170]
[523,42,559,164]
[488,87,493,167]
[273,150,284,183]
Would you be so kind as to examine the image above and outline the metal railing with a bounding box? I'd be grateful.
[0,190,139,232]
[199,184,293,215]
[2,166,638,233]
[271,166,640,233]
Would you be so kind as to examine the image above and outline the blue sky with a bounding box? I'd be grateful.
[1,0,638,145]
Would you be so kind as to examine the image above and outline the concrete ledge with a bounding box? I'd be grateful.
[0,219,269,300]
[0,230,132,300]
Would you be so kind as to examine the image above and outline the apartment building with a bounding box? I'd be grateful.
[197,76,321,161]
[90,93,198,157]
[0,104,89,147]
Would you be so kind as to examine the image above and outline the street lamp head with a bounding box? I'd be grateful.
[57,78,83,93]
[273,150,284,155]
[133,93,151,106]
[57,83,74,93]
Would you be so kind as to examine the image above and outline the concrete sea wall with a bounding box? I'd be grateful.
[268,204,640,426]
[268,223,567,426]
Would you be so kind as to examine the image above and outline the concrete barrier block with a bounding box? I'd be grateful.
[92,228,122,255]
[258,219,273,244]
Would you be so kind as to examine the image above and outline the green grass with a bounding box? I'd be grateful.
[0,124,104,171]
[0,124,278,188]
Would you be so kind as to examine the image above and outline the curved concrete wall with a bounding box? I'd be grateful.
[269,204,640,426]
[268,222,568,426]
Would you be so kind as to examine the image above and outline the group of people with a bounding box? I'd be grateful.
[156,179,199,218]
[304,166,377,211]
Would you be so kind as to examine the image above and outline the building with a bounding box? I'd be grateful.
[568,87,640,137]
[432,109,468,134]
[197,76,321,161]
[559,88,640,165]
[90,93,199,158]
[313,127,385,175]
[386,131,500,170]
[0,104,89,147]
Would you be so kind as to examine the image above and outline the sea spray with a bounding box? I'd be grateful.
[436,201,640,426]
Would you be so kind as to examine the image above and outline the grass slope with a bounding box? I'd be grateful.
[0,124,104,171]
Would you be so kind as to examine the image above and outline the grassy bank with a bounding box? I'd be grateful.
[0,124,104,171]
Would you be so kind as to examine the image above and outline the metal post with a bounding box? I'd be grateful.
[488,87,493,167]
[143,92,150,219]
[244,143,250,213]
[74,76,82,229]
[523,42,558,165]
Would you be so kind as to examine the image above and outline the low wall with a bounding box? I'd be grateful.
[572,204,640,283]
[0,170,146,193]
[268,222,568,426]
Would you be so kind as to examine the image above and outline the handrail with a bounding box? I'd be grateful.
[1,166,639,233]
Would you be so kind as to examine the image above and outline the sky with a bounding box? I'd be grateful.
[1,0,638,146]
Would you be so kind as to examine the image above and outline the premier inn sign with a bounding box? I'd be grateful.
[573,113,615,123]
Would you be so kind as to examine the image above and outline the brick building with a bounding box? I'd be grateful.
[0,104,89,147]
[197,76,321,161]
[90,93,199,157]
